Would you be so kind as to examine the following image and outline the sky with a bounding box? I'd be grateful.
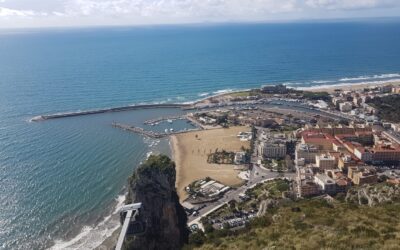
[0,0,400,28]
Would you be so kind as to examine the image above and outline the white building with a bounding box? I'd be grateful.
[315,154,336,171]
[314,173,336,195]
[234,151,246,165]
[260,142,286,159]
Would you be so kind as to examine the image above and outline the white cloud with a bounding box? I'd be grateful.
[63,0,300,19]
[0,7,46,17]
[305,0,400,10]
[0,0,399,28]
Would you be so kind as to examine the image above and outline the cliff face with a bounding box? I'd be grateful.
[124,155,189,250]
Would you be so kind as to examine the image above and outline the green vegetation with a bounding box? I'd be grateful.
[246,179,290,200]
[301,91,332,102]
[207,148,250,164]
[126,154,175,203]
[136,154,175,177]
[186,199,400,250]
[367,94,400,122]
[185,182,400,250]
[207,149,235,164]
[228,89,261,98]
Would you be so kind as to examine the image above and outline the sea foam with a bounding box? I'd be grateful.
[49,195,126,250]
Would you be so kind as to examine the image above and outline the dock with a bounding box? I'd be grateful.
[112,123,166,138]
[143,115,186,125]
[112,122,201,138]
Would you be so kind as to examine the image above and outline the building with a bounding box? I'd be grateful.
[348,166,377,185]
[296,144,319,164]
[298,180,320,197]
[354,147,373,162]
[200,180,230,197]
[314,173,336,195]
[261,84,289,94]
[392,86,400,94]
[301,132,337,150]
[371,145,400,162]
[339,102,353,112]
[380,84,393,93]
[234,151,246,165]
[325,169,352,193]
[315,154,337,171]
[259,141,287,159]
[391,123,400,133]
[285,139,297,156]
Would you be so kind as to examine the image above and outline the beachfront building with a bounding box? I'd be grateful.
[199,180,230,197]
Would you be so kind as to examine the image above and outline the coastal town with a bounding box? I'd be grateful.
[31,81,400,249]
[5,6,400,250]
[166,82,400,238]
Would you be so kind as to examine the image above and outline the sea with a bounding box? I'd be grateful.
[1,19,400,249]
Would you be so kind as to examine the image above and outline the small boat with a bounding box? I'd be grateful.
[170,128,174,132]
[167,119,173,123]
[165,129,169,133]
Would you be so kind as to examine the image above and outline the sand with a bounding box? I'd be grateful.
[171,126,251,201]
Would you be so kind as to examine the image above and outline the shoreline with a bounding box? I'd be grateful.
[41,77,400,249]
[30,79,400,122]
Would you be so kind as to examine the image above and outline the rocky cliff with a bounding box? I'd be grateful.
[123,154,189,250]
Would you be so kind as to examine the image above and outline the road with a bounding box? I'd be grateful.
[187,165,295,225]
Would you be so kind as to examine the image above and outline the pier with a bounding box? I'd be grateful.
[143,115,186,125]
[30,103,193,122]
[112,123,166,138]
[112,122,200,138]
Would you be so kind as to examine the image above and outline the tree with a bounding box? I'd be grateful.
[188,230,206,246]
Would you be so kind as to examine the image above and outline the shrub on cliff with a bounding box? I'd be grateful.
[124,154,189,250]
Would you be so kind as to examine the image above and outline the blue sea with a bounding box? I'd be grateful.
[1,20,400,249]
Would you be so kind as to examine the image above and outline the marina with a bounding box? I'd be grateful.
[112,122,200,138]
[143,115,187,125]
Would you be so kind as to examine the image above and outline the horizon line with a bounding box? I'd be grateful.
[0,15,399,32]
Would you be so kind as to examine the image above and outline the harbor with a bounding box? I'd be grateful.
[112,122,200,139]
[143,115,187,125]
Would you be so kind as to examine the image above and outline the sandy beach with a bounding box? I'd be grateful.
[171,126,251,201]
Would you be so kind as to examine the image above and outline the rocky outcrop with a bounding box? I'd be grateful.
[124,155,189,250]
[345,183,400,207]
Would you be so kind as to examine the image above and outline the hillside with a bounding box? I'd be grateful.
[367,94,400,122]
[185,184,400,250]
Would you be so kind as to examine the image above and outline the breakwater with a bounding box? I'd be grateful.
[30,103,193,122]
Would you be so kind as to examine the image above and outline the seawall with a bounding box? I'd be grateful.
[30,103,193,122]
